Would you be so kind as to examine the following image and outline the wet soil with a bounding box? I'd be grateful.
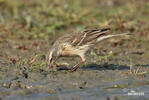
[0,32,149,100]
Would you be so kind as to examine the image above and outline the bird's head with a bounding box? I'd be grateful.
[46,48,58,67]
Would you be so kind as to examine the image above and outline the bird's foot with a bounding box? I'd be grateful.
[68,65,80,72]
[68,67,77,72]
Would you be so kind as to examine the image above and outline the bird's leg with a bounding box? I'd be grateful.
[69,59,85,72]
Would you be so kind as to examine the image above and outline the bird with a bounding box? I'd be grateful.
[46,28,130,72]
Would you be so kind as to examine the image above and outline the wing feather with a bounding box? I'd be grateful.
[57,28,111,46]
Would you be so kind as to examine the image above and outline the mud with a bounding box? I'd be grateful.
[0,32,149,100]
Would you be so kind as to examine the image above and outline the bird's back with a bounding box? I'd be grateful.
[50,28,130,58]
[56,28,111,47]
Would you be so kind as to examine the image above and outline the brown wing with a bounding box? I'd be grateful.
[64,28,111,46]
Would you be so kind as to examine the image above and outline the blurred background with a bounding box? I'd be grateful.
[0,0,148,39]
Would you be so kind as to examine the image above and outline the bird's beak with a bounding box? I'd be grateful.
[47,61,54,68]
[46,57,53,68]
[50,61,54,67]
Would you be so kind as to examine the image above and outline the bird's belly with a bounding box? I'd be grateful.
[60,50,78,57]
[60,46,89,57]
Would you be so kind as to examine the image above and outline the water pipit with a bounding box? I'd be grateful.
[47,28,130,72]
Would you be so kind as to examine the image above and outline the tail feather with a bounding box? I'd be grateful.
[97,32,130,43]
[70,27,130,47]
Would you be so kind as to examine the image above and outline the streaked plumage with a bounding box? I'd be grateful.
[47,28,130,72]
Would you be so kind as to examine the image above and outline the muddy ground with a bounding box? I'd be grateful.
[0,0,149,100]
[0,31,149,100]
